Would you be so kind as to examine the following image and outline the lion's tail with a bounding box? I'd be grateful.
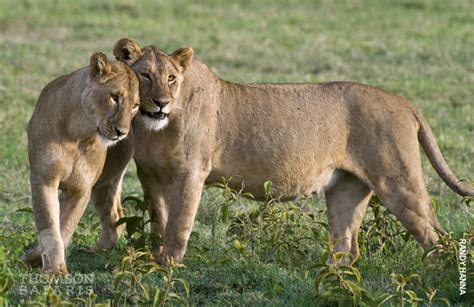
[414,110,474,197]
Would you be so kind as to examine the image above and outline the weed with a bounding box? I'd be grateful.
[389,273,423,306]
[24,287,98,306]
[1,1,473,304]
[113,248,189,306]
[359,196,411,259]
[115,195,161,251]
[373,273,451,306]
[0,249,14,305]
[215,179,327,266]
[314,252,370,306]
[152,257,190,307]
[424,229,472,270]
[423,287,451,306]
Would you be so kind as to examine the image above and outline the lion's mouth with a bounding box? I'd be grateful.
[97,129,119,141]
[140,108,169,120]
[97,129,121,147]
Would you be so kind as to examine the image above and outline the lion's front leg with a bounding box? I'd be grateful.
[157,170,208,264]
[28,179,68,274]
[23,187,92,268]
[137,165,169,259]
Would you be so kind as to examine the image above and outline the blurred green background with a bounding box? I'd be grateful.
[0,0,472,305]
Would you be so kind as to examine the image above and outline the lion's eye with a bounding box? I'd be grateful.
[140,72,151,81]
[110,94,119,104]
[168,75,176,83]
[132,103,139,110]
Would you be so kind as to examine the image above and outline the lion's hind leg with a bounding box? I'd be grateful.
[90,173,125,252]
[325,172,373,266]
[373,173,444,251]
[368,134,445,252]
[89,137,133,252]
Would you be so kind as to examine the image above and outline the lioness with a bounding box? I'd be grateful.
[114,38,473,265]
[23,52,139,274]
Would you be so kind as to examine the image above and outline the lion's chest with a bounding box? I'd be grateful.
[59,142,107,190]
[133,132,180,175]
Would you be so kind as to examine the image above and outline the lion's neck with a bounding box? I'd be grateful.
[184,61,224,101]
[173,61,221,121]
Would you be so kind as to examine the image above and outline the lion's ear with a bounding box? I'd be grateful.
[172,47,194,69]
[113,38,142,65]
[90,52,112,79]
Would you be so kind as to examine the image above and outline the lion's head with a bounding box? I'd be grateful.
[83,52,139,146]
[113,38,193,131]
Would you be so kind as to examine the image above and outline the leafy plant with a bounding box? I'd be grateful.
[215,179,328,267]
[359,195,410,258]
[152,257,190,307]
[115,195,161,250]
[113,247,155,304]
[113,248,189,306]
[374,273,451,306]
[25,287,98,307]
[0,248,14,304]
[314,252,371,306]
[389,273,423,306]
[423,287,450,306]
[423,230,472,269]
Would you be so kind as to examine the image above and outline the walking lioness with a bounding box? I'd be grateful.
[114,38,473,265]
[23,52,139,274]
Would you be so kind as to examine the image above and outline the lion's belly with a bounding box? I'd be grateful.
[207,151,342,200]
[209,114,345,199]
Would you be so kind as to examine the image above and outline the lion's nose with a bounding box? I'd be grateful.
[114,127,127,138]
[152,98,170,108]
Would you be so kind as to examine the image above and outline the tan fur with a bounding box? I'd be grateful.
[115,38,474,266]
[22,52,139,274]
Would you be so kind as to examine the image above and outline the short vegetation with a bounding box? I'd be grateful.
[0,0,473,305]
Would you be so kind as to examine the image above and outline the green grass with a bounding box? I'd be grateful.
[0,0,473,305]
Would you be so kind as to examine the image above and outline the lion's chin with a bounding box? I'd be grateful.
[140,115,169,131]
[98,135,119,147]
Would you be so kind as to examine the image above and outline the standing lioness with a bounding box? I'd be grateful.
[114,38,473,265]
[24,52,139,274]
